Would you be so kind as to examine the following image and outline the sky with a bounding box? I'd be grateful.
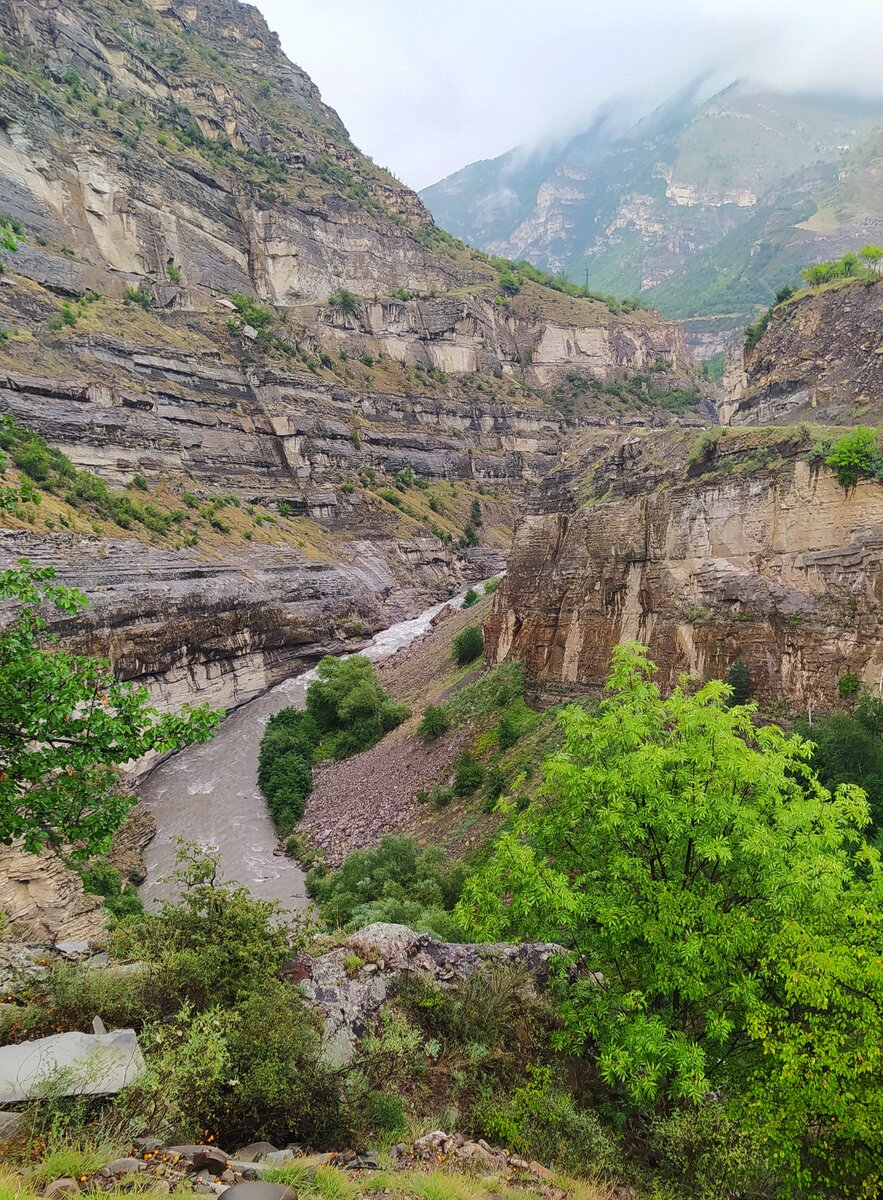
[257,0,883,191]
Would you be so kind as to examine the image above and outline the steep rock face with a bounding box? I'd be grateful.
[0,843,108,944]
[0,0,451,304]
[722,278,883,425]
[0,527,495,713]
[487,429,883,712]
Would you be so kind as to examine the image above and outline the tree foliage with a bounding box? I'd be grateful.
[825,424,883,487]
[452,625,484,665]
[257,707,317,832]
[0,560,221,855]
[306,834,468,940]
[459,644,883,1195]
[305,654,408,758]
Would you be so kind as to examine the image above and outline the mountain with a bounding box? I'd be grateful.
[421,83,883,352]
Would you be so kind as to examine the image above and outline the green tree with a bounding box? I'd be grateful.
[825,425,880,486]
[860,243,883,273]
[725,657,750,705]
[470,498,483,528]
[459,644,873,1126]
[305,654,407,758]
[0,560,221,855]
[839,251,860,276]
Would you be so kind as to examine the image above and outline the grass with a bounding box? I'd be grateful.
[26,1145,112,1186]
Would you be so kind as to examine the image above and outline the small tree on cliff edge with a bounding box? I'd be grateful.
[0,558,221,856]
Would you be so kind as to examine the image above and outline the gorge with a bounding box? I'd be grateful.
[2,1,883,1195]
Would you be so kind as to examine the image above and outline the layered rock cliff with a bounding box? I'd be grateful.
[0,0,698,709]
[722,277,883,426]
[486,427,883,713]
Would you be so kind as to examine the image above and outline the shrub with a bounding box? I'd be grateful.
[257,707,318,832]
[725,657,751,706]
[483,764,506,809]
[452,625,484,665]
[497,698,537,750]
[380,487,402,507]
[306,834,467,938]
[826,426,882,487]
[76,861,143,920]
[650,1102,771,1199]
[481,1065,620,1176]
[461,587,480,608]
[453,750,484,796]
[418,704,449,739]
[167,263,181,282]
[231,293,273,329]
[306,654,408,759]
[483,576,500,595]
[838,672,861,696]
[123,286,151,309]
[329,288,358,315]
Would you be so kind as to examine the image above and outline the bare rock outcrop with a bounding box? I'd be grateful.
[287,922,565,1066]
[721,277,883,426]
[487,427,883,712]
[0,843,108,944]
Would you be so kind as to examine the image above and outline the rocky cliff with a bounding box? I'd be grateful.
[486,426,883,713]
[0,0,697,709]
[722,277,883,426]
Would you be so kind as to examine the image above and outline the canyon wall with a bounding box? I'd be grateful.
[722,277,883,426]
[487,428,883,712]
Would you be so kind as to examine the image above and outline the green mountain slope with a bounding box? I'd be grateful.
[421,83,883,343]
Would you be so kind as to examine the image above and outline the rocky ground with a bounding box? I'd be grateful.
[298,593,502,867]
[0,1135,624,1200]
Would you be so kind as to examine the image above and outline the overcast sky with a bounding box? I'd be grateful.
[257,0,883,191]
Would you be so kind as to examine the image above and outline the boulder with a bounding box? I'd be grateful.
[0,1028,144,1101]
[220,1184,297,1200]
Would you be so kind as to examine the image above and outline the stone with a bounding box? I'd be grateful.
[99,1158,146,1178]
[260,1149,296,1166]
[220,1184,298,1200]
[193,1148,230,1176]
[43,1180,80,1200]
[134,1137,165,1151]
[0,1110,24,1139]
[91,1016,106,1035]
[234,1144,280,1163]
[0,1028,145,1101]
[529,1161,555,1182]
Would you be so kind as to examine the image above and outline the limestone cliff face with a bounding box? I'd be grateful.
[487,428,883,712]
[722,278,883,426]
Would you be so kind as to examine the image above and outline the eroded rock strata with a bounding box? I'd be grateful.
[487,428,883,711]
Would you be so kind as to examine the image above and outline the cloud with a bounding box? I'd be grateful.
[256,0,883,190]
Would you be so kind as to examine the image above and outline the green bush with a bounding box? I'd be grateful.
[305,834,467,939]
[482,1065,619,1176]
[418,704,449,739]
[725,657,751,706]
[231,293,273,329]
[838,672,861,696]
[306,654,408,759]
[497,698,538,750]
[257,708,317,832]
[650,1102,771,1200]
[329,287,358,315]
[452,625,484,665]
[461,587,480,608]
[76,861,143,920]
[453,750,484,796]
[826,426,882,487]
[483,576,500,595]
[123,286,151,309]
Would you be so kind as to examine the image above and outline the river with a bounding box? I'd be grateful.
[139,582,490,908]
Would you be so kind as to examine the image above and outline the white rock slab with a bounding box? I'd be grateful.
[0,1029,144,1101]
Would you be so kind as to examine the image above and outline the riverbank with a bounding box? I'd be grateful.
[138,580,500,908]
